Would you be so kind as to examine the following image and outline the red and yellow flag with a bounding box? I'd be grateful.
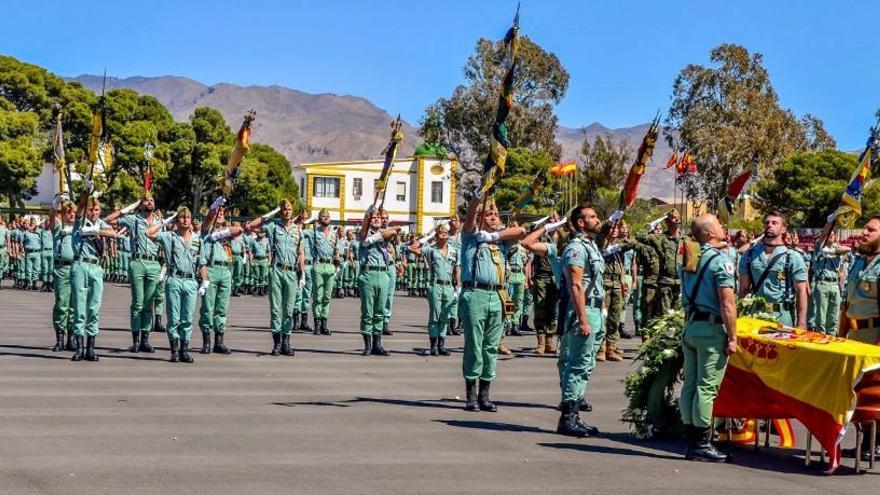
[619,115,660,210]
[224,110,256,194]
[548,161,576,176]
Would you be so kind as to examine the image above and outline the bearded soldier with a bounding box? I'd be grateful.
[147,207,201,363]
[246,199,306,355]
[357,205,401,356]
[738,212,808,328]
[459,193,526,412]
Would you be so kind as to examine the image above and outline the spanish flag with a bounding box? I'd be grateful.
[224,110,255,194]
[619,115,660,210]
[832,143,872,219]
[548,161,576,176]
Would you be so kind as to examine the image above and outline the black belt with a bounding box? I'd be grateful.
[172,270,195,279]
[362,266,387,272]
[688,310,721,324]
[817,277,838,282]
[132,253,159,261]
[25,248,40,253]
[316,258,333,264]
[208,261,231,267]
[75,257,100,265]
[768,302,794,312]
[463,281,503,291]
[54,260,73,267]
[852,318,880,330]
[585,297,602,308]
[41,249,53,253]
[274,263,298,271]
[435,280,454,286]
[254,256,268,260]
[509,268,523,273]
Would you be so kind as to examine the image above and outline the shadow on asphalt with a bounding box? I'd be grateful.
[271,397,464,410]
[436,419,556,434]
[539,441,682,460]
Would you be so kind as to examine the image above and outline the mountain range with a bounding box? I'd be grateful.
[72,74,677,200]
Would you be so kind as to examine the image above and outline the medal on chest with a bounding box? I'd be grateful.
[776,270,785,281]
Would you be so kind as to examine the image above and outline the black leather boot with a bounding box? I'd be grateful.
[201,332,212,354]
[129,332,141,353]
[65,331,76,351]
[320,318,331,335]
[299,315,311,332]
[477,380,497,412]
[271,333,281,355]
[556,401,590,437]
[520,314,533,333]
[214,333,230,354]
[52,331,64,352]
[371,334,389,356]
[232,286,240,297]
[450,318,461,336]
[179,341,193,363]
[361,334,372,356]
[169,336,179,362]
[281,334,294,356]
[429,336,438,356]
[684,425,695,460]
[382,321,392,336]
[291,313,300,332]
[139,331,155,353]
[437,336,450,356]
[690,427,728,463]
[71,335,84,361]
[312,316,320,335]
[153,316,166,333]
[510,321,524,336]
[464,380,478,411]
[85,336,99,361]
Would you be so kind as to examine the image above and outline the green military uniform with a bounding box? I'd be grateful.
[250,234,269,295]
[632,236,661,327]
[506,244,529,333]
[358,228,392,355]
[198,231,233,352]
[404,244,417,293]
[117,235,131,283]
[70,218,111,361]
[810,240,843,335]
[448,232,462,330]
[638,231,683,321]
[845,254,880,345]
[739,243,808,327]
[23,229,42,286]
[531,236,560,342]
[424,242,458,342]
[623,248,640,333]
[384,238,399,328]
[263,220,302,344]
[297,225,314,328]
[0,225,8,282]
[334,236,347,297]
[602,243,625,354]
[679,243,735,429]
[559,233,605,403]
[38,227,53,287]
[120,212,163,349]
[305,225,338,329]
[230,236,246,294]
[157,230,200,361]
[51,223,76,350]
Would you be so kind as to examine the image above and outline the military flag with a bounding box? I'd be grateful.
[373,114,404,207]
[832,126,879,219]
[223,110,256,194]
[664,150,678,169]
[86,71,111,184]
[51,103,70,196]
[619,113,661,210]
[548,161,576,176]
[479,4,521,195]
[717,161,756,222]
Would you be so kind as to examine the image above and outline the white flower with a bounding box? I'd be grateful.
[661,349,676,359]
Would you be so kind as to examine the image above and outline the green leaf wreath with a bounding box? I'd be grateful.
[621,296,776,439]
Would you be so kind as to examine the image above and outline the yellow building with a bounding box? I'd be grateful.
[292,155,457,233]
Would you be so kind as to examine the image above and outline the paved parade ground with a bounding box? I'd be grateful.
[0,284,876,494]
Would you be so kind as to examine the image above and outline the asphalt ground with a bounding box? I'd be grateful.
[0,282,877,494]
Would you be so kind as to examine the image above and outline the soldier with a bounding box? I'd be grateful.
[447,215,463,335]
[230,222,247,297]
[357,205,401,356]
[342,229,359,297]
[404,233,417,296]
[297,211,314,332]
[557,206,611,436]
[246,200,306,355]
[639,210,684,324]
[410,224,459,356]
[250,230,270,297]
[505,236,530,338]
[380,209,398,335]
[198,197,242,354]
[810,229,849,335]
[152,209,167,334]
[23,218,42,291]
[38,221,54,291]
[620,222,638,339]
[840,214,880,460]
[333,226,347,298]
[117,230,131,283]
[47,195,77,352]
[147,207,200,362]
[459,193,526,412]
[304,208,339,335]
[679,214,737,462]
[106,194,163,353]
[0,218,8,289]
[8,219,21,288]
[70,193,119,362]
[598,221,626,362]
[528,214,562,354]
[738,212,808,327]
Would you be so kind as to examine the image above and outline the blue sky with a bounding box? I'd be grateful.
[3,0,878,149]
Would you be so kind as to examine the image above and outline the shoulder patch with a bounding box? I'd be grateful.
[723,262,734,275]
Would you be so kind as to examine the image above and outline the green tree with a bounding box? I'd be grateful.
[493,147,557,216]
[753,150,879,227]
[579,132,633,204]
[0,103,42,206]
[420,36,569,193]
[665,44,830,211]
[229,143,300,217]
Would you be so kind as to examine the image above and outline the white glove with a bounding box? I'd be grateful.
[648,217,664,231]
[609,210,624,222]
[299,275,306,288]
[162,213,177,227]
[210,196,226,210]
[198,280,210,296]
[120,200,140,215]
[822,247,837,254]
[826,211,838,223]
[81,223,101,236]
[365,204,376,217]
[603,245,622,257]
[209,228,232,241]
[159,265,167,282]
[83,179,94,194]
[417,233,434,245]
[52,194,68,210]
[475,230,499,243]
[530,215,550,228]
[545,217,568,235]
[473,187,485,201]
[261,207,281,221]
[454,286,461,298]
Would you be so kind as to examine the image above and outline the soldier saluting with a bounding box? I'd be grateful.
[738,212,808,327]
